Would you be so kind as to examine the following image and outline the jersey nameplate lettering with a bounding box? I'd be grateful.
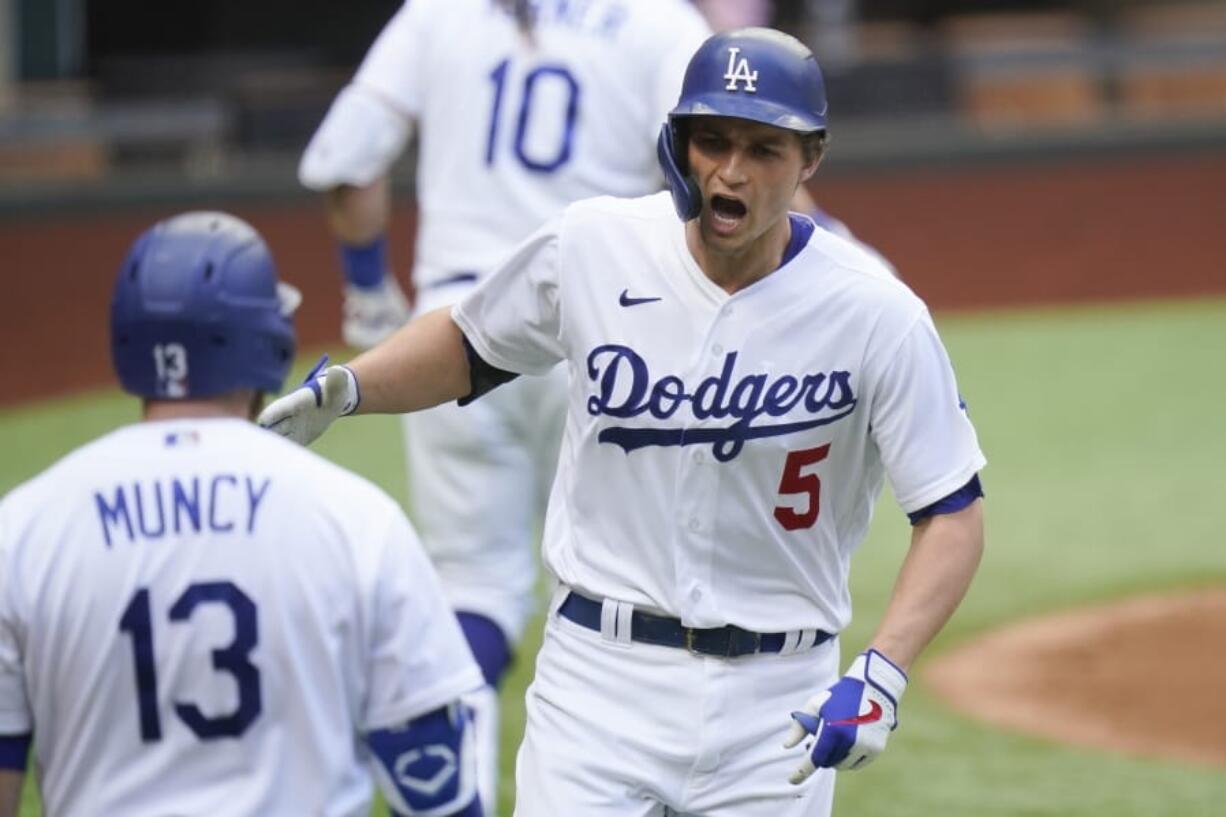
[94,474,272,547]
[724,47,759,92]
[527,0,630,39]
[585,344,856,462]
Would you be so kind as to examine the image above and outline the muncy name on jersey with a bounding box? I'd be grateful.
[585,344,857,462]
[94,474,272,548]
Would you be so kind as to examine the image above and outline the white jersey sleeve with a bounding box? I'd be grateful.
[298,83,413,190]
[0,504,30,736]
[867,309,987,513]
[451,217,566,376]
[352,0,430,119]
[363,509,484,730]
[297,1,428,190]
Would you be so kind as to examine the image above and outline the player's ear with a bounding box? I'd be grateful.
[798,132,826,183]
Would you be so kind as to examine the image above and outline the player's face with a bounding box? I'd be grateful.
[686,117,818,255]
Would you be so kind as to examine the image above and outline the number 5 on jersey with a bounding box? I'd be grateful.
[775,444,831,530]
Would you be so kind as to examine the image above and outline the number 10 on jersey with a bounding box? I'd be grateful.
[486,58,580,172]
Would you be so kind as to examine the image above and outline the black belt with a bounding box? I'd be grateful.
[557,591,832,658]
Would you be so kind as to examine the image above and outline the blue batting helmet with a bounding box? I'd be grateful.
[110,211,299,399]
[657,27,828,221]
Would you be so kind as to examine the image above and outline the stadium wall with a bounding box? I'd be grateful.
[4,146,1224,405]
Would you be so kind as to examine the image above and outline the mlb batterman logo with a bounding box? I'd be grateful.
[724,47,758,92]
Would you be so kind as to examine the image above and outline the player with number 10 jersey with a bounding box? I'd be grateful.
[309,0,712,284]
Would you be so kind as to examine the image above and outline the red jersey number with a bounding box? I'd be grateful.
[774,444,831,531]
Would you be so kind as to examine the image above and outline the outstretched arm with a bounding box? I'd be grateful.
[260,219,562,445]
[257,307,472,444]
[869,498,985,671]
[347,306,472,415]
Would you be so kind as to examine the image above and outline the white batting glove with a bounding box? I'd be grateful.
[783,648,908,783]
[258,358,359,446]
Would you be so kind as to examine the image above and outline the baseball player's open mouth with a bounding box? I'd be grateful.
[710,195,747,231]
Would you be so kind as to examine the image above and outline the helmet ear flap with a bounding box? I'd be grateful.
[656,121,702,222]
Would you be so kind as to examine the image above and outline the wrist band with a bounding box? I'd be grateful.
[339,235,388,289]
[338,365,361,415]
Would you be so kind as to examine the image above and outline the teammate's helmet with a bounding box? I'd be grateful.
[657,27,828,221]
[111,212,299,399]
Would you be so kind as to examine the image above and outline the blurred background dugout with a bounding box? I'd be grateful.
[2,0,1225,402]
[5,0,1226,192]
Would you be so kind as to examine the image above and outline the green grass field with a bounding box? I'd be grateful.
[2,298,1224,816]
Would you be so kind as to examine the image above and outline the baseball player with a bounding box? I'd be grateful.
[0,213,485,817]
[263,26,985,817]
[299,0,711,807]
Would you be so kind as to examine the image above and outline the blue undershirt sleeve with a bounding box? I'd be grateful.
[907,474,984,525]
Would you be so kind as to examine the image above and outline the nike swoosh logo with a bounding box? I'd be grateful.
[619,289,662,307]
[828,700,883,727]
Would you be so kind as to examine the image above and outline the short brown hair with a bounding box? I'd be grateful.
[800,131,828,165]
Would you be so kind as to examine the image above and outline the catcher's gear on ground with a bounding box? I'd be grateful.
[111,211,299,399]
[258,361,359,445]
[784,648,908,782]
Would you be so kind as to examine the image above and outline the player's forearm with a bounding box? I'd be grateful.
[347,307,472,414]
[868,500,984,672]
[324,177,391,245]
[0,770,22,817]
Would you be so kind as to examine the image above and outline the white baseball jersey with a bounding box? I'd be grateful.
[453,192,987,634]
[0,418,483,817]
[352,0,711,284]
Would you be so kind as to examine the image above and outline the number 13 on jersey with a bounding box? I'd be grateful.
[119,581,262,742]
[486,57,581,172]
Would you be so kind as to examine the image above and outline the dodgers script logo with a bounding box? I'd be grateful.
[724,47,759,92]
[586,345,856,462]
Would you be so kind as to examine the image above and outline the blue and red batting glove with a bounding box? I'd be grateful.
[783,648,908,782]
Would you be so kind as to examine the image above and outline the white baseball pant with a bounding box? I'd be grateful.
[514,591,840,816]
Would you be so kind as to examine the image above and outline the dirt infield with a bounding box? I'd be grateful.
[925,589,1226,768]
[5,148,1226,406]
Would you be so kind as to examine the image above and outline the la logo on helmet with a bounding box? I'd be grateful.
[723,47,758,92]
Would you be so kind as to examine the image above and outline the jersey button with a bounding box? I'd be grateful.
[688,518,701,532]
[711,343,723,356]
[693,451,705,463]
[690,587,703,602]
